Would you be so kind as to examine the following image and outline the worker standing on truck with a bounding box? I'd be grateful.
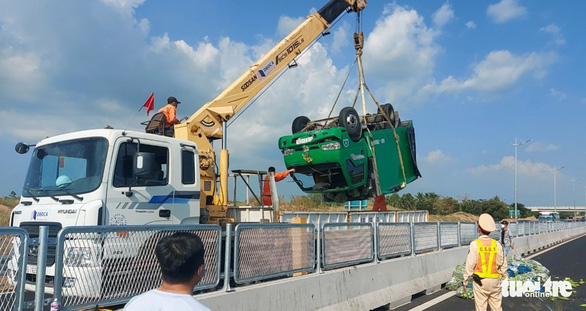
[124,232,211,311]
[158,96,182,130]
[262,167,295,206]
[462,213,507,311]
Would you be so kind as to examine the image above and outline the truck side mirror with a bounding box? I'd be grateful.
[15,142,31,154]
[133,152,157,178]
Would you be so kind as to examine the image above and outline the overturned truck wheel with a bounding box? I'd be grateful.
[292,116,310,134]
[339,107,362,142]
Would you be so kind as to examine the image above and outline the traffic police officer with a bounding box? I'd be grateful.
[463,213,507,311]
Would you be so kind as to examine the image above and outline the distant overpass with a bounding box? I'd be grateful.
[528,206,586,212]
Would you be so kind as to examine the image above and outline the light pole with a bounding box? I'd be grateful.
[552,166,565,212]
[512,138,531,222]
[570,178,577,216]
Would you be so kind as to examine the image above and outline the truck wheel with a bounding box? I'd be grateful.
[292,116,310,134]
[382,103,399,128]
[339,107,362,142]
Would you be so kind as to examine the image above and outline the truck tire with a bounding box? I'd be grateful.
[382,103,399,128]
[292,116,310,134]
[339,107,362,142]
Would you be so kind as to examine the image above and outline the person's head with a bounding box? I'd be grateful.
[501,220,509,229]
[167,96,181,106]
[268,166,276,173]
[477,213,496,235]
[155,232,205,285]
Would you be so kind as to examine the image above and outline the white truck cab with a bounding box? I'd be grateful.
[10,129,201,294]
[12,129,201,229]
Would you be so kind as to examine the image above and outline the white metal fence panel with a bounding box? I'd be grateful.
[322,223,373,269]
[439,222,459,248]
[377,223,411,259]
[0,228,27,311]
[53,225,221,310]
[234,223,315,284]
[509,223,518,236]
[396,211,427,223]
[280,212,347,224]
[413,223,438,254]
[349,211,396,223]
[460,222,477,245]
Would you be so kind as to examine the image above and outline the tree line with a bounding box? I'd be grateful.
[384,192,538,220]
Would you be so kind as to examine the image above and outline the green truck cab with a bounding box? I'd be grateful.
[278,105,421,202]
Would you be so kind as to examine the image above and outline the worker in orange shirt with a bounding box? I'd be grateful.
[262,167,295,206]
[158,96,182,130]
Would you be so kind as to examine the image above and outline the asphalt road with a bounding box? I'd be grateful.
[391,235,586,311]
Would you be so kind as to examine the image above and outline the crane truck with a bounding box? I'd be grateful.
[9,0,367,297]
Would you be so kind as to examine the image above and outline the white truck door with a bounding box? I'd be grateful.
[105,137,177,226]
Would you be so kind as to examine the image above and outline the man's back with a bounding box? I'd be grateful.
[125,289,210,311]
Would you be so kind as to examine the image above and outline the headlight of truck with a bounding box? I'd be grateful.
[320,142,340,151]
[282,149,294,156]
[65,247,93,267]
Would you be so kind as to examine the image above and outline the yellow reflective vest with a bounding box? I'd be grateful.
[473,238,500,278]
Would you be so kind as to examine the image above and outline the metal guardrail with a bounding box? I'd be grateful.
[233,223,315,284]
[459,222,477,245]
[322,223,373,269]
[3,219,586,310]
[52,225,221,310]
[376,223,412,259]
[0,228,28,311]
[439,222,459,249]
[280,212,347,225]
[413,223,438,254]
[396,211,427,223]
[349,212,396,223]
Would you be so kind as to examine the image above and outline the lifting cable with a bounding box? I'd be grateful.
[349,11,408,193]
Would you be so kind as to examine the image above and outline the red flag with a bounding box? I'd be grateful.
[143,92,154,116]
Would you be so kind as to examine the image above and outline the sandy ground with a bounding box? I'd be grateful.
[0,205,11,214]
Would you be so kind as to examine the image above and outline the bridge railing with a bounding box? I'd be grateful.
[4,219,586,310]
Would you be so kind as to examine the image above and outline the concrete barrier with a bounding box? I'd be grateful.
[197,227,586,311]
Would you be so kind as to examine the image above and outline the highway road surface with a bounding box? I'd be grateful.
[390,234,586,311]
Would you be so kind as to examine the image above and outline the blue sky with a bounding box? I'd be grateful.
[1,0,585,207]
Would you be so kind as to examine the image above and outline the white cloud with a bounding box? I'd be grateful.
[540,24,566,46]
[526,141,559,153]
[468,156,552,179]
[363,3,441,106]
[549,88,566,101]
[432,2,454,28]
[466,21,477,29]
[277,15,305,37]
[330,21,350,52]
[487,0,527,24]
[423,50,557,95]
[425,150,453,164]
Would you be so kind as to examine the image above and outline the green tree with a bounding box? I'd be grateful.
[399,193,416,210]
[434,196,459,215]
[479,196,509,220]
[461,199,482,215]
[386,193,401,209]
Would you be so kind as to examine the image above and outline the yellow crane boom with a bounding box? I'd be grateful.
[174,0,366,222]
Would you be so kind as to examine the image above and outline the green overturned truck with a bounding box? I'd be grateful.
[278,104,421,202]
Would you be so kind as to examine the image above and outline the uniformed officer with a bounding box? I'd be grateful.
[462,213,507,311]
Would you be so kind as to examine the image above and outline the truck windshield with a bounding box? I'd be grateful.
[22,137,108,197]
